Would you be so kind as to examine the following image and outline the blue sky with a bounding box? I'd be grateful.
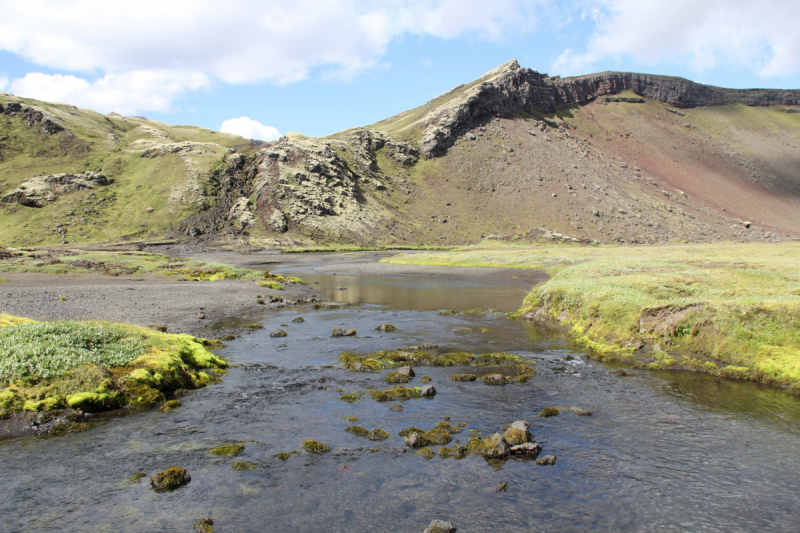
[1,0,799,140]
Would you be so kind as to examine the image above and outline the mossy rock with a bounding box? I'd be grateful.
[340,394,361,403]
[433,352,475,367]
[398,427,425,437]
[68,389,125,411]
[425,427,453,446]
[332,328,357,337]
[517,364,537,375]
[511,373,536,383]
[242,324,264,329]
[405,432,431,448]
[160,400,181,412]
[209,444,245,457]
[276,451,296,461]
[386,371,410,384]
[301,440,330,454]
[193,518,214,533]
[450,374,477,381]
[292,317,305,323]
[270,330,288,338]
[345,426,369,437]
[502,427,531,446]
[420,376,431,383]
[344,416,359,423]
[438,310,459,315]
[472,352,523,366]
[482,373,508,385]
[417,447,435,459]
[348,358,384,373]
[389,404,404,412]
[438,445,469,458]
[466,435,484,452]
[432,421,462,435]
[150,466,191,492]
[370,385,422,402]
[375,324,397,332]
[232,461,260,471]
[537,407,560,418]
[367,428,391,441]
[126,472,147,484]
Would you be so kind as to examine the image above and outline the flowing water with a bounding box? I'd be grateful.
[2,256,800,532]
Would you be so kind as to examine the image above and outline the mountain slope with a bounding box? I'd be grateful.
[2,60,799,248]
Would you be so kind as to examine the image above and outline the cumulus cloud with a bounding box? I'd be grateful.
[220,117,281,141]
[0,1,542,84]
[552,0,800,78]
[9,70,209,115]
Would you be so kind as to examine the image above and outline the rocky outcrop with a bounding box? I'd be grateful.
[418,60,800,157]
[3,102,64,134]
[2,172,111,207]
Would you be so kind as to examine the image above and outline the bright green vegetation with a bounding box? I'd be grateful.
[417,447,435,459]
[232,461,260,471]
[301,440,330,454]
[385,242,800,393]
[209,444,245,457]
[0,248,268,282]
[340,394,361,403]
[370,385,423,401]
[259,280,283,290]
[0,314,226,418]
[160,400,181,412]
[276,451,296,461]
[345,426,369,437]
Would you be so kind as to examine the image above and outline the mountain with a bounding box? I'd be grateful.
[2,60,800,248]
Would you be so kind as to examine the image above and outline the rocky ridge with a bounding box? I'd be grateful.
[411,60,800,157]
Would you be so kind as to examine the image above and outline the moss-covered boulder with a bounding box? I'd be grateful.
[425,427,453,446]
[482,433,510,459]
[367,428,391,441]
[386,371,410,384]
[433,352,475,366]
[345,426,369,437]
[375,324,397,332]
[482,373,508,385]
[292,317,305,323]
[417,447,435,459]
[193,518,214,533]
[150,467,191,492]
[472,352,523,366]
[404,431,431,448]
[438,445,469,458]
[160,400,181,412]
[209,444,245,457]
[511,374,535,383]
[332,328,357,337]
[340,394,361,403]
[389,404,404,412]
[276,451,296,461]
[370,385,423,402]
[502,427,532,446]
[450,374,477,381]
[432,421,462,435]
[270,330,288,338]
[398,426,426,437]
[232,461,260,471]
[301,440,330,453]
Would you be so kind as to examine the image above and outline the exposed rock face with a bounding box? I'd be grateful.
[2,172,111,207]
[417,60,800,157]
[228,197,255,230]
[3,102,63,134]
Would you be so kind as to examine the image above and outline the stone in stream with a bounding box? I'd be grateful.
[420,385,436,398]
[193,518,214,533]
[502,427,533,446]
[405,431,430,448]
[389,404,404,412]
[332,328,357,337]
[375,324,397,332]
[482,373,508,385]
[537,407,560,417]
[292,317,305,322]
[367,428,391,441]
[536,455,557,465]
[481,433,510,459]
[510,442,542,455]
[270,330,288,338]
[386,371,410,384]
[568,406,593,416]
[397,365,415,378]
[423,519,457,533]
[150,467,191,492]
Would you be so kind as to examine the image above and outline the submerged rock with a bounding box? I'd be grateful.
[423,519,457,533]
[340,394,361,403]
[151,467,191,492]
[537,407,560,418]
[420,376,431,383]
[375,324,397,332]
[270,330,288,338]
[568,406,593,416]
[389,404,404,412]
[438,445,469,459]
[332,328,357,337]
[292,317,305,323]
[450,374,477,381]
[536,455,557,465]
[209,444,245,457]
[417,447,435,460]
[345,426,369,437]
[160,400,182,412]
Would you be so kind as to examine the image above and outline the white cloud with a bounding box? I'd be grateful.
[9,70,209,115]
[552,0,800,78]
[220,117,281,142]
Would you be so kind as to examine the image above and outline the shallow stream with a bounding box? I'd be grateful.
[2,255,800,532]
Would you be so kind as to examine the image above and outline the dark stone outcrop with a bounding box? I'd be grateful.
[419,60,800,157]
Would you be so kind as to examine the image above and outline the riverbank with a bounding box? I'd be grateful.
[384,241,800,393]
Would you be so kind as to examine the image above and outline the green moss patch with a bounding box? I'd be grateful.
[301,440,330,454]
[209,444,245,457]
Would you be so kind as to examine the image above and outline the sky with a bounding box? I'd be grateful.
[1,0,799,141]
